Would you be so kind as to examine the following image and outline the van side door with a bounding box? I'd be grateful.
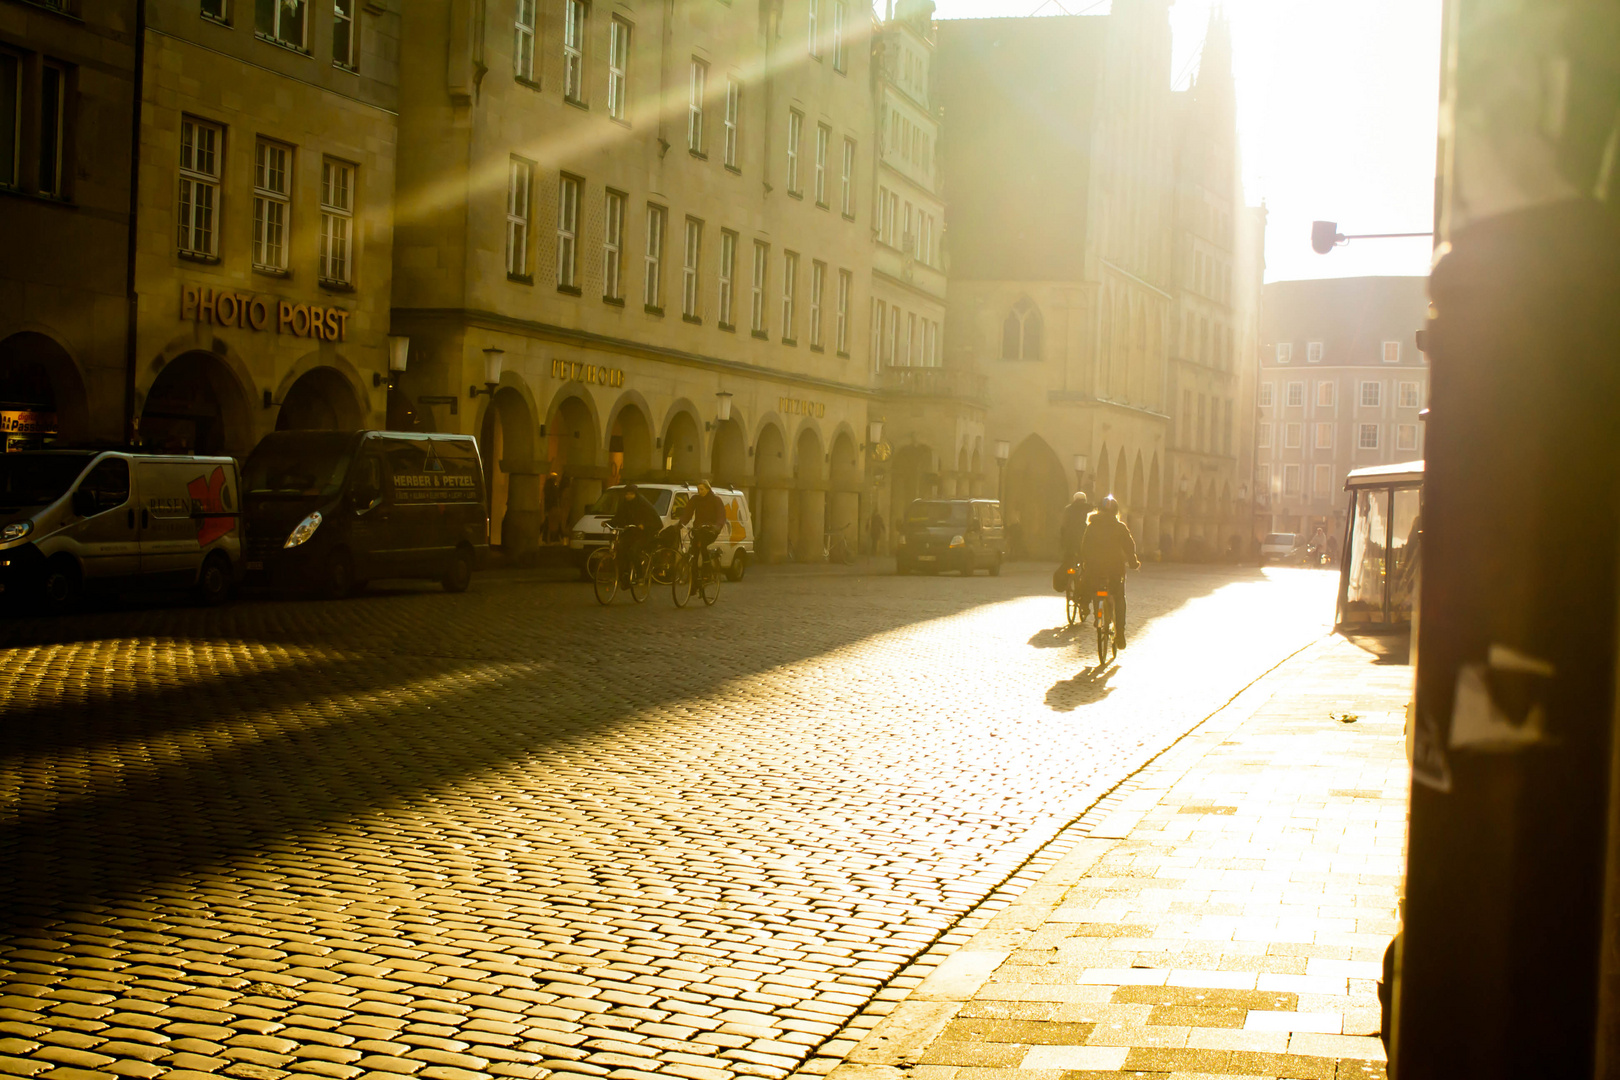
[433,437,487,559]
[345,451,393,578]
[73,457,140,586]
[380,437,436,575]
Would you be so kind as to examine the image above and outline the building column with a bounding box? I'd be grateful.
[502,466,544,561]
[828,490,860,549]
[795,488,826,563]
[760,486,790,563]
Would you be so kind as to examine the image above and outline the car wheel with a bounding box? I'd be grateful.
[195,552,233,606]
[40,556,81,614]
[322,550,354,600]
[726,551,749,582]
[442,545,474,593]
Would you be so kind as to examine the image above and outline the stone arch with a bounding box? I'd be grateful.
[710,419,748,487]
[1096,442,1112,498]
[1001,296,1042,361]
[1129,451,1147,539]
[0,330,91,446]
[753,421,790,562]
[827,429,861,552]
[661,405,703,481]
[544,387,603,526]
[753,418,790,482]
[969,441,984,497]
[1003,434,1068,560]
[276,365,366,432]
[479,384,539,551]
[140,350,256,456]
[605,392,654,485]
[792,422,825,486]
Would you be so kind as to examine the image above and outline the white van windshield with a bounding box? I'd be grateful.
[0,452,98,508]
[589,487,674,516]
[1264,533,1297,546]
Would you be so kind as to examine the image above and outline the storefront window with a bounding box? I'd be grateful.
[1344,489,1388,622]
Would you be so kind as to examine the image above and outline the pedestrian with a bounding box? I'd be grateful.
[869,509,886,555]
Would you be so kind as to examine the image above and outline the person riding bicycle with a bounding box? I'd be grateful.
[676,481,728,565]
[1059,491,1092,571]
[1079,494,1141,650]
[608,483,662,570]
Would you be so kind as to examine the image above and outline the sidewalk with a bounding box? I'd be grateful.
[798,633,1409,1080]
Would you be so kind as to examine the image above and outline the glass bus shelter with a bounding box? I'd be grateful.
[1337,460,1423,631]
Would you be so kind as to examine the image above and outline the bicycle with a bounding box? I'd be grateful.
[1092,582,1116,666]
[649,524,682,586]
[671,527,722,608]
[593,524,654,605]
[1063,565,1083,627]
[824,523,855,565]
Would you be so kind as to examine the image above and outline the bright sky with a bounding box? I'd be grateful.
[905,0,1443,282]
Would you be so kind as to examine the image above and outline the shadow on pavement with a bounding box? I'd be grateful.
[1044,664,1118,712]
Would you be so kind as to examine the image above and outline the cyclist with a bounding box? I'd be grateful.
[1059,491,1092,570]
[608,483,662,573]
[1079,495,1141,649]
[676,480,728,567]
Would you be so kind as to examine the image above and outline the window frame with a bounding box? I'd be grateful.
[1306,340,1323,364]
[681,217,702,321]
[504,156,532,282]
[562,0,587,104]
[780,250,799,344]
[832,0,847,72]
[556,172,581,291]
[1360,380,1382,408]
[1359,423,1380,450]
[687,58,707,154]
[840,137,855,218]
[177,116,223,259]
[750,239,768,337]
[723,78,740,169]
[1397,423,1418,451]
[0,50,18,190]
[1283,463,1301,497]
[332,0,357,70]
[1314,422,1333,450]
[603,188,625,302]
[38,61,65,198]
[808,259,825,349]
[256,0,309,51]
[717,228,737,329]
[1258,382,1274,408]
[1399,381,1421,409]
[607,17,630,120]
[1382,340,1402,364]
[1316,382,1335,408]
[319,157,357,287]
[251,138,292,274]
[644,203,667,313]
[1314,463,1334,498]
[514,0,536,82]
[814,123,830,207]
[835,268,850,355]
[785,109,803,195]
[1285,381,1304,408]
[1257,422,1272,449]
[807,0,821,58]
[1284,422,1302,449]
[1275,342,1292,364]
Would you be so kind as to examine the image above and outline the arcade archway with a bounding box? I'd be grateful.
[792,426,826,562]
[0,332,89,448]
[754,423,789,562]
[277,366,363,432]
[141,351,253,456]
[663,410,702,481]
[608,403,653,486]
[711,419,747,488]
[546,394,601,533]
[827,430,861,552]
[480,386,538,551]
[1003,435,1067,560]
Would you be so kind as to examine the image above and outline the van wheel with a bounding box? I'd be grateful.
[726,551,748,582]
[322,550,354,600]
[40,556,81,614]
[195,552,233,606]
[442,546,474,593]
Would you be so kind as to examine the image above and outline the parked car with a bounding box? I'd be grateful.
[242,430,489,598]
[895,498,1006,576]
[0,449,242,611]
[570,483,754,581]
[1259,532,1299,564]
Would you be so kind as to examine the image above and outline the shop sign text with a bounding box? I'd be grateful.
[779,396,826,418]
[1,410,55,435]
[552,358,626,387]
[181,285,350,342]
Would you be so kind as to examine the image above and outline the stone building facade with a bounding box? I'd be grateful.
[0,0,139,449]
[1255,275,1429,541]
[130,0,401,457]
[391,0,878,561]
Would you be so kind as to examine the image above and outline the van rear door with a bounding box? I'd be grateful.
[137,459,239,587]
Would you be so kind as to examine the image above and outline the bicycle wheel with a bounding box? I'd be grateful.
[1095,596,1115,666]
[672,552,694,608]
[1065,585,1080,627]
[650,547,678,586]
[699,554,722,606]
[593,550,619,605]
[629,552,653,603]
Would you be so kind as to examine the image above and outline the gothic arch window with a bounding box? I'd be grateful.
[1001,297,1043,361]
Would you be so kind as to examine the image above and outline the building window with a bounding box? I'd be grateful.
[1316,382,1335,408]
[718,229,736,328]
[1361,381,1381,408]
[333,0,355,68]
[1306,341,1323,363]
[177,117,222,257]
[1359,423,1380,449]
[1383,340,1401,364]
[1397,423,1418,451]
[814,124,830,207]
[1001,297,1041,360]
[888,304,900,365]
[682,218,702,319]
[1258,382,1274,408]
[556,173,581,289]
[832,0,847,72]
[256,0,307,48]
[1284,422,1302,449]
[0,53,18,188]
[1224,399,1233,454]
[1314,463,1334,497]
[786,109,802,194]
[319,158,355,284]
[1315,422,1333,449]
[1399,381,1421,408]
[1283,464,1301,496]
[38,63,64,197]
[840,138,855,216]
[603,188,625,301]
[1256,463,1272,497]
[504,157,531,279]
[514,0,536,81]
[835,268,850,354]
[750,240,768,335]
[872,300,885,370]
[202,0,228,21]
[809,260,825,348]
[252,140,291,272]
[1257,422,1272,449]
[723,78,739,168]
[1276,342,1292,364]
[688,59,706,152]
[608,17,629,119]
[562,0,586,102]
[906,313,917,365]
[807,0,820,57]
[1286,382,1304,408]
[781,250,798,342]
[644,204,666,310]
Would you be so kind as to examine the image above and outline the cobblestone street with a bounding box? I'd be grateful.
[0,563,1336,1080]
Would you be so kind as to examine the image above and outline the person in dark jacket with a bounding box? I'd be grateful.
[608,484,663,569]
[1058,492,1092,568]
[1080,494,1141,648]
[677,481,729,564]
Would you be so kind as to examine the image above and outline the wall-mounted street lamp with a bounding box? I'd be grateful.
[380,335,409,389]
[1311,220,1434,255]
[868,418,885,448]
[994,439,1010,501]
[707,391,733,432]
[470,347,505,398]
[1072,452,1088,493]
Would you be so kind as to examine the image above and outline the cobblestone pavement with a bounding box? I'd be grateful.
[0,563,1336,1080]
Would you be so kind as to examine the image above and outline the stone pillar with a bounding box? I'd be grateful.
[501,466,544,563]
[829,490,860,549]
[796,488,826,562]
[761,486,790,563]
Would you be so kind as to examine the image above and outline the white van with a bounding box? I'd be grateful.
[1259,532,1299,564]
[0,450,242,610]
[570,483,754,581]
